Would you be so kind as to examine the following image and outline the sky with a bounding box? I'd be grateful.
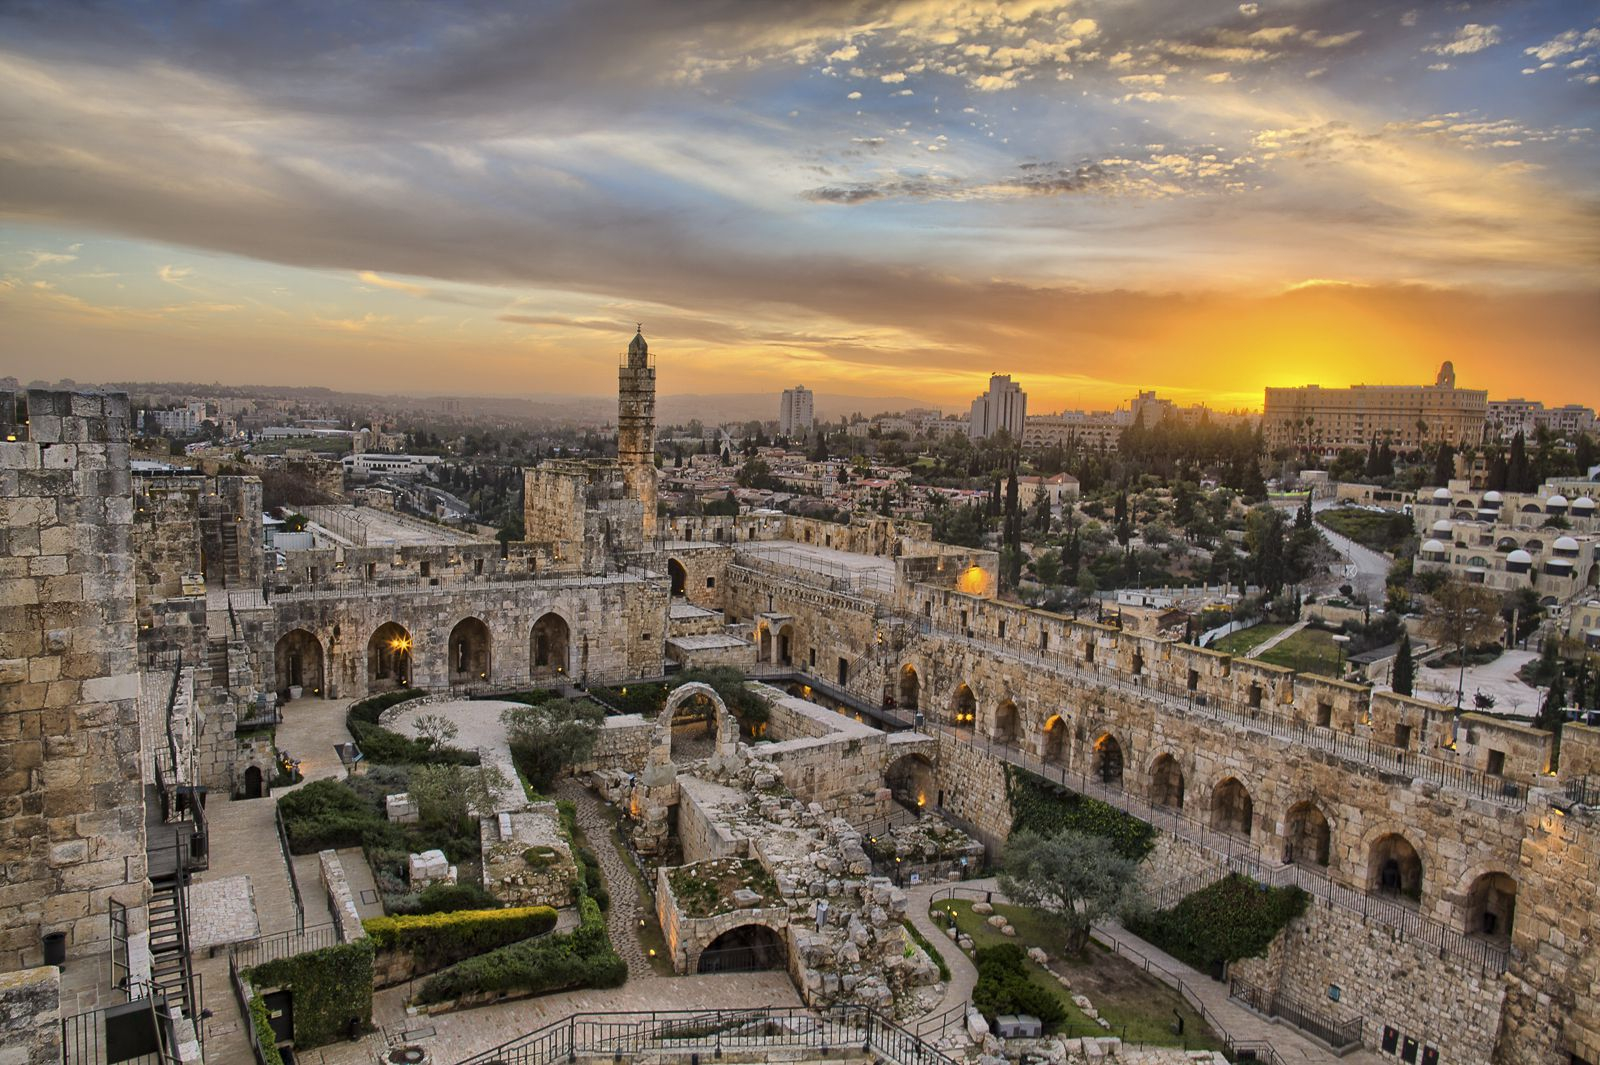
[1,0,1596,414]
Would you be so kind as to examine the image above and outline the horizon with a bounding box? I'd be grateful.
[2,1,1597,411]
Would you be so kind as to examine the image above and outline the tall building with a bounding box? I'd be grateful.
[1262,361,1487,453]
[968,374,1027,441]
[618,326,658,539]
[779,385,814,438]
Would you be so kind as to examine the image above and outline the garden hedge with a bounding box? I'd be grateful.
[1005,766,1156,860]
[415,911,624,1004]
[345,689,479,765]
[363,906,558,973]
[970,943,1065,1028]
[244,939,374,1049]
[1124,873,1308,974]
[247,993,285,1065]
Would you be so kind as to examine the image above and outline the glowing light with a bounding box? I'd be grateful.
[389,635,412,653]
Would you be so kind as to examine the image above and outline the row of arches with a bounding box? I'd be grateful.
[271,613,572,697]
[907,665,1518,939]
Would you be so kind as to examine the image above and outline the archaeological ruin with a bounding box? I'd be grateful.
[4,330,1600,1065]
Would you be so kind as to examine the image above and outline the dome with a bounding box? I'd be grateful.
[1422,539,1445,553]
[1507,549,1533,564]
[1432,520,1453,534]
[1482,490,1503,503]
[1573,496,1596,511]
[628,328,648,357]
[1555,536,1580,552]
[1548,494,1569,507]
[1432,487,1451,500]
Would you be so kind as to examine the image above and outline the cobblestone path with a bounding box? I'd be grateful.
[557,778,650,978]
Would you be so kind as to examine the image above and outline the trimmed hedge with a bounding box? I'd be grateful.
[415,911,624,1004]
[1005,766,1156,861]
[275,779,386,854]
[248,994,285,1065]
[346,689,479,765]
[970,943,1066,1029]
[1125,873,1308,974]
[245,939,374,1049]
[410,882,501,915]
[363,906,558,972]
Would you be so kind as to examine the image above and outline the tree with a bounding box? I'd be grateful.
[1537,671,1567,733]
[502,697,607,792]
[408,763,509,836]
[998,829,1136,954]
[1432,443,1455,488]
[1392,635,1415,697]
[413,713,460,752]
[1421,579,1506,712]
[1507,431,1533,493]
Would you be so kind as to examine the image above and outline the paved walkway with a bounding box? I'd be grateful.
[1416,648,1542,718]
[557,778,650,978]
[901,880,978,1041]
[1311,500,1392,604]
[1247,620,1309,659]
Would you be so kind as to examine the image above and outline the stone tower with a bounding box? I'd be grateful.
[618,326,658,540]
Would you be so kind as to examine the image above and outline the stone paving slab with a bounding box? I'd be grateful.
[188,875,259,953]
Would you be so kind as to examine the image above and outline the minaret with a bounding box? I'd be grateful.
[618,324,658,539]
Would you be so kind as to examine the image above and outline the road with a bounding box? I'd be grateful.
[1310,498,1393,604]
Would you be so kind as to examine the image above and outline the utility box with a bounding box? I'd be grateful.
[995,1015,1042,1039]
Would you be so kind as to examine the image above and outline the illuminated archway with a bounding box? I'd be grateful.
[1369,833,1423,902]
[1092,733,1123,787]
[950,682,976,729]
[667,558,688,597]
[899,664,921,711]
[530,612,571,678]
[273,629,324,698]
[368,622,412,692]
[992,699,1018,745]
[885,753,937,812]
[1042,715,1067,764]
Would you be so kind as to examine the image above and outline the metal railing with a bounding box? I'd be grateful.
[1229,975,1363,1050]
[61,977,202,1065]
[229,923,341,970]
[936,723,1510,974]
[273,804,306,933]
[453,1005,962,1065]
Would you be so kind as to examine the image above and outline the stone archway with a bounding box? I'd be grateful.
[1284,801,1332,867]
[992,699,1019,746]
[695,923,787,974]
[1210,777,1254,838]
[1369,833,1424,902]
[1092,732,1124,788]
[1042,715,1068,764]
[448,617,492,686]
[776,623,795,666]
[950,682,976,729]
[273,628,324,698]
[668,558,688,598]
[898,664,921,712]
[368,622,412,692]
[1148,753,1184,810]
[645,681,739,783]
[1464,871,1516,938]
[530,612,571,679]
[885,753,937,812]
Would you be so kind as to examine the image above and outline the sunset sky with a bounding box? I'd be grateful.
[1,0,1596,413]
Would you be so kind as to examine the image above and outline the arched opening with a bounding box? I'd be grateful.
[668,684,719,762]
[667,558,687,598]
[1148,754,1184,810]
[530,613,570,679]
[448,617,492,686]
[242,765,264,800]
[992,700,1018,746]
[696,924,787,974]
[1465,873,1516,939]
[1092,733,1123,788]
[756,622,772,663]
[1042,715,1067,764]
[1210,777,1253,838]
[367,623,412,692]
[273,629,325,698]
[1284,802,1331,867]
[899,665,921,712]
[885,753,936,812]
[1369,834,1423,903]
[950,683,976,729]
[776,623,794,666]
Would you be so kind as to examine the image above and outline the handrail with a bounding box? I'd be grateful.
[1229,974,1363,1050]
[274,804,306,933]
[230,923,340,970]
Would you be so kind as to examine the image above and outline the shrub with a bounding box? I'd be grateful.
[244,940,374,1049]
[248,995,286,1065]
[345,689,479,765]
[1124,873,1308,974]
[363,906,557,972]
[415,920,625,1004]
[416,881,501,914]
[275,779,396,854]
[901,919,950,981]
[1005,767,1156,860]
[970,943,1065,1029]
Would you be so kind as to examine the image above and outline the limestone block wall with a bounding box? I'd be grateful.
[198,474,264,588]
[676,778,750,865]
[0,389,148,969]
[723,564,878,678]
[481,805,576,908]
[933,735,1011,847]
[0,966,62,1065]
[658,545,733,612]
[581,714,654,776]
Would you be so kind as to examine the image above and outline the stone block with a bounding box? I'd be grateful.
[385,792,419,823]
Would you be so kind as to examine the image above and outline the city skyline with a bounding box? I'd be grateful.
[2,1,1597,411]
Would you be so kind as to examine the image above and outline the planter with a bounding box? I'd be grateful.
[287,686,304,701]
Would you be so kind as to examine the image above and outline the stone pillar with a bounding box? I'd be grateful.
[0,389,147,970]
[618,328,658,541]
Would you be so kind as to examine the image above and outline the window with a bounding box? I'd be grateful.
[365,562,376,580]
[640,632,651,642]
[474,558,484,575]
[420,560,431,577]
[706,576,716,589]
[998,620,1006,640]
[1248,684,1263,709]
[1040,631,1049,651]
[1486,750,1505,776]
[809,648,817,667]
[1187,669,1199,692]
[1395,724,1412,750]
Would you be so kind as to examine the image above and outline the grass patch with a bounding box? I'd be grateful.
[901,919,950,982]
[1258,627,1343,677]
[1211,624,1286,657]
[667,858,778,918]
[934,900,1222,1049]
[1317,508,1415,554]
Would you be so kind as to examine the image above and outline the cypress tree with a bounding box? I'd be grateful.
[1432,443,1455,488]
[1507,431,1532,493]
[1393,635,1415,697]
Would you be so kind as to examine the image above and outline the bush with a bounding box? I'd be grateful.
[345,689,479,765]
[970,944,1066,1029]
[275,779,395,854]
[364,906,557,972]
[244,940,374,1049]
[415,881,502,914]
[415,921,625,1004]
[1124,873,1308,975]
[1005,767,1156,860]
[248,995,286,1065]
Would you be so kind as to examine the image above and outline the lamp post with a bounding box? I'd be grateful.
[1332,634,1350,680]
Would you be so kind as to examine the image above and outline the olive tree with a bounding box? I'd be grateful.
[998,829,1137,955]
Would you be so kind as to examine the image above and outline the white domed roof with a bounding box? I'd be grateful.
[1573,496,1596,510]
[1432,487,1451,500]
[1422,539,1445,553]
[1507,549,1533,564]
[1482,490,1503,503]
[1555,536,1580,551]
[1548,494,1570,506]
[1432,520,1453,534]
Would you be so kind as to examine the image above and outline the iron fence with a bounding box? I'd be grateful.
[1229,975,1363,1050]
[229,923,341,970]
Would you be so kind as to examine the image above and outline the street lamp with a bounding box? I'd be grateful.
[1332,634,1350,680]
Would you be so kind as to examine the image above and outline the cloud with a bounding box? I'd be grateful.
[158,265,194,284]
[357,270,430,297]
[1238,3,1258,16]
[1425,24,1501,57]
[25,250,78,269]
[881,71,906,83]
[846,90,862,99]
[1525,27,1600,63]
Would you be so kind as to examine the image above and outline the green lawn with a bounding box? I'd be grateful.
[1211,624,1286,657]
[1316,508,1415,554]
[1258,627,1344,677]
[933,900,1222,1049]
